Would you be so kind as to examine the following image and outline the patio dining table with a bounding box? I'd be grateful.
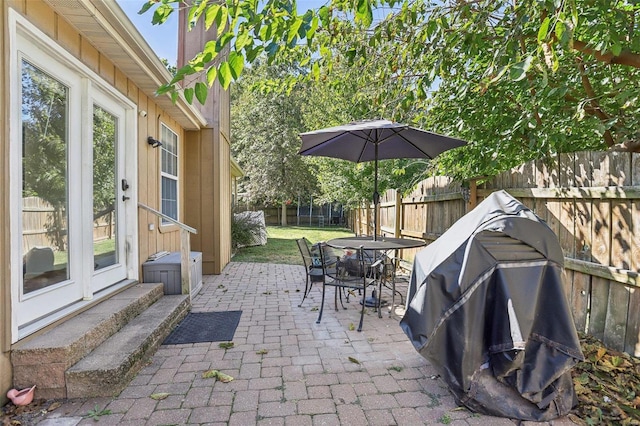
[326,236,426,251]
[326,236,426,315]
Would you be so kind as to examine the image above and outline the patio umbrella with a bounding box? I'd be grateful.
[298,119,467,240]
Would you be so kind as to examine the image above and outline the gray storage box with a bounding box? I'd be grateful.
[142,251,203,295]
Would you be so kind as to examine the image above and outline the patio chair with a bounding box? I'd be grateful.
[296,238,329,307]
[380,254,413,317]
[316,244,382,332]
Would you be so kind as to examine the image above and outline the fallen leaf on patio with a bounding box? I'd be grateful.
[217,284,225,289]
[310,307,318,311]
[202,369,234,382]
[263,291,272,295]
[202,369,218,379]
[150,392,170,400]
[256,349,268,355]
[348,323,355,331]
[295,289,300,292]
[216,371,234,382]
[348,357,361,364]
[219,342,234,349]
[46,401,62,412]
[285,290,289,293]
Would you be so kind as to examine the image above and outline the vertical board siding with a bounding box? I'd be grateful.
[350,150,640,356]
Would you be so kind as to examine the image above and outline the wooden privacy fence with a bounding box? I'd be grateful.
[23,197,115,251]
[351,151,640,356]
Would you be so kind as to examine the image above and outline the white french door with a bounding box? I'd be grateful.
[89,92,129,293]
[10,14,136,339]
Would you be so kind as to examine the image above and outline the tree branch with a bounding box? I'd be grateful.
[576,59,615,147]
[573,40,640,68]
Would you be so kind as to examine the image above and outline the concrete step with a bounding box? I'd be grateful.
[11,283,165,399]
[65,294,190,398]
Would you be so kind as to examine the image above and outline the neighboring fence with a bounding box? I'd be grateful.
[23,197,115,251]
[234,203,347,227]
[351,151,640,356]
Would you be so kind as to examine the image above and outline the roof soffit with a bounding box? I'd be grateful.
[42,0,207,130]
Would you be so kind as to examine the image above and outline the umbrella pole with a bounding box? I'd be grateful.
[373,142,379,241]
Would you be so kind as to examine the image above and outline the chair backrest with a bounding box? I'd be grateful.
[296,238,314,270]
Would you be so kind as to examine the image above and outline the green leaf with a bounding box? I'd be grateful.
[288,18,303,44]
[217,7,229,37]
[228,52,244,79]
[218,62,232,90]
[138,1,154,15]
[611,43,622,56]
[206,66,217,86]
[355,0,373,27]
[156,83,173,96]
[195,82,208,104]
[318,5,330,28]
[183,87,194,104]
[152,4,174,25]
[537,17,550,42]
[235,30,252,50]
[509,56,534,82]
[216,32,234,51]
[307,16,319,41]
[204,4,221,30]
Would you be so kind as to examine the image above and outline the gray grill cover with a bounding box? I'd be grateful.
[400,190,583,420]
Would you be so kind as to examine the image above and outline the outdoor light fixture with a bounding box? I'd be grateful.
[147,136,162,148]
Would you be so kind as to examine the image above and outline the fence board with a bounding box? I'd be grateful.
[591,200,610,265]
[574,152,592,187]
[603,284,630,351]
[611,200,633,270]
[625,290,640,356]
[571,271,590,333]
[559,152,575,187]
[574,198,592,261]
[589,277,610,341]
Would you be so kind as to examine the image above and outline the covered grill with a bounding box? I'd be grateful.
[400,190,583,421]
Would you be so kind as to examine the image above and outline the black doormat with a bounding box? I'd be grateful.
[163,311,242,345]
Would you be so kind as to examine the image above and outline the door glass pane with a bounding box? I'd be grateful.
[93,105,117,270]
[21,61,69,294]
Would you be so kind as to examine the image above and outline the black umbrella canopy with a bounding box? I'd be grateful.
[299,119,467,239]
[298,119,467,162]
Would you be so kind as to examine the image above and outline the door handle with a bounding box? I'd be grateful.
[121,179,130,191]
[122,195,130,201]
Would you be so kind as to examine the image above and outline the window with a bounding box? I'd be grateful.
[160,124,178,224]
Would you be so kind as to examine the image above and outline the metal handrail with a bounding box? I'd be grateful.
[138,203,197,234]
[138,202,197,298]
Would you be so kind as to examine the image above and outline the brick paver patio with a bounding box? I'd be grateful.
[40,262,578,425]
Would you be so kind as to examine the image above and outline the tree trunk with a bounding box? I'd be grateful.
[281,202,288,226]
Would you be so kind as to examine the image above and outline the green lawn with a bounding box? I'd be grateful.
[231,226,355,265]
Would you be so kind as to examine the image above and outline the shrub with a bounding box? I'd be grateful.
[231,213,265,250]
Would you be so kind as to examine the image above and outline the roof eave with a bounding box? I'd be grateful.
[43,0,207,130]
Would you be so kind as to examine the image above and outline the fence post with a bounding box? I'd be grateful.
[469,179,478,210]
